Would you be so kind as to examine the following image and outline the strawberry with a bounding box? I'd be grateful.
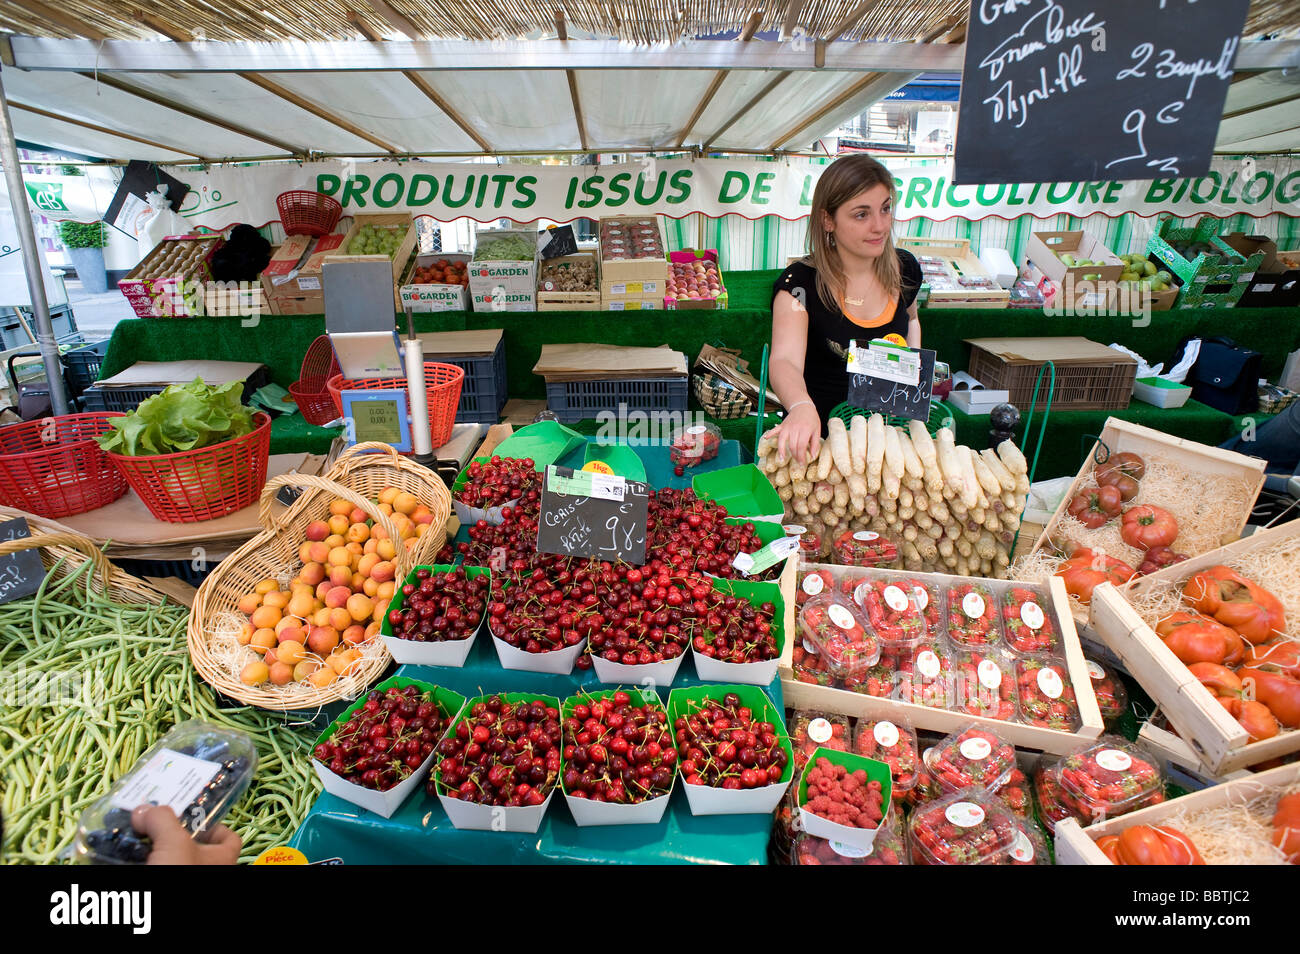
[950,647,1017,721]
[1036,738,1165,830]
[854,578,931,646]
[929,725,1017,794]
[908,790,1018,865]
[1002,586,1060,655]
[892,641,954,709]
[789,710,851,770]
[833,531,899,568]
[853,719,920,793]
[796,568,835,608]
[1014,655,1080,730]
[798,594,880,678]
[947,582,1002,648]
[1085,658,1130,726]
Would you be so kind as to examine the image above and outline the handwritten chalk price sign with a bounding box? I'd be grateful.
[0,517,47,605]
[846,339,936,422]
[536,465,650,564]
[954,0,1251,184]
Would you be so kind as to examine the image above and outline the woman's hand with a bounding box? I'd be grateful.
[132,805,242,865]
[777,402,822,466]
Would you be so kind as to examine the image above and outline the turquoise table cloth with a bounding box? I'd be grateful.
[290,635,783,864]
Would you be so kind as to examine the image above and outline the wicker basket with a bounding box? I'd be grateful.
[0,516,170,607]
[693,373,755,420]
[188,442,452,710]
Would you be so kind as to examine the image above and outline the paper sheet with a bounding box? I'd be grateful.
[98,360,267,387]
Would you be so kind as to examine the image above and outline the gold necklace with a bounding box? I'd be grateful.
[844,294,865,306]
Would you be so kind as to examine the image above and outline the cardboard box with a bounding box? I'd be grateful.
[327,212,418,284]
[399,252,470,313]
[600,278,662,298]
[597,216,669,286]
[898,237,1009,309]
[664,249,729,310]
[978,247,1017,289]
[260,233,348,313]
[1147,216,1262,310]
[602,294,662,311]
[1221,233,1300,308]
[947,388,1011,414]
[119,235,223,318]
[469,229,539,312]
[1023,231,1124,311]
[536,252,600,311]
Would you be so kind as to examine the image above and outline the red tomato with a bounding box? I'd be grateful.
[1217,696,1280,742]
[1067,485,1123,529]
[1155,611,1245,666]
[1055,548,1136,604]
[1273,793,1300,863]
[1184,566,1287,644]
[1115,824,1204,865]
[1238,665,1300,728]
[1120,505,1179,550]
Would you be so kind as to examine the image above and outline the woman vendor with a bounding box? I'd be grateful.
[770,154,922,464]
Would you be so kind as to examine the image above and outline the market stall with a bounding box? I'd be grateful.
[1,0,1299,879]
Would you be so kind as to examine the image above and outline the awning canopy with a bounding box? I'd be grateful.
[0,1,1296,162]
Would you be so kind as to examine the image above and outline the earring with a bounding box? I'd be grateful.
[826,231,836,248]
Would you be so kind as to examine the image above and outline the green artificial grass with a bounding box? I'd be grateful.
[99,271,1300,468]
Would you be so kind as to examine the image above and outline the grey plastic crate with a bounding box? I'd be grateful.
[81,366,271,413]
[62,339,111,398]
[433,337,507,424]
[544,376,688,423]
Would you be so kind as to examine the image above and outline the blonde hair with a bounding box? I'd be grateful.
[804,155,901,315]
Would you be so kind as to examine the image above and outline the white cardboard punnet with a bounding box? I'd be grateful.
[492,633,587,674]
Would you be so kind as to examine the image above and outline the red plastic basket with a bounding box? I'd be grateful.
[299,335,341,383]
[327,363,465,449]
[106,413,272,523]
[275,191,342,238]
[0,412,128,518]
[289,380,341,426]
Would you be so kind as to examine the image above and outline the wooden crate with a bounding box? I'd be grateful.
[778,564,1104,755]
[327,212,418,284]
[1030,418,1267,625]
[597,216,668,286]
[1054,762,1300,864]
[1089,518,1300,774]
[1134,721,1254,787]
[899,237,1009,309]
[536,252,600,310]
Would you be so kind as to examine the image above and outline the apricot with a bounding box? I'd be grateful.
[357,553,379,578]
[363,578,379,598]
[329,565,353,588]
[328,514,349,536]
[305,520,330,542]
[276,640,307,666]
[364,621,382,641]
[342,624,367,646]
[293,659,320,681]
[328,648,363,676]
[327,546,351,568]
[298,541,315,564]
[325,585,353,609]
[274,615,302,637]
[307,626,339,655]
[346,593,374,623]
[371,598,389,623]
[370,560,396,583]
[376,539,397,561]
[307,541,330,564]
[238,622,255,646]
[324,533,345,550]
[250,604,282,630]
[262,590,289,610]
[376,581,395,601]
[363,539,378,555]
[255,578,279,595]
[269,662,295,687]
[309,667,338,689]
[349,507,368,525]
[346,523,370,544]
[240,661,269,686]
[276,625,304,645]
[237,593,262,616]
[313,607,332,627]
[412,506,433,525]
[377,503,394,518]
[328,607,353,632]
[378,487,400,505]
[393,492,418,515]
[299,562,325,586]
[251,628,278,651]
[329,499,353,517]
[315,581,332,602]
[288,593,316,618]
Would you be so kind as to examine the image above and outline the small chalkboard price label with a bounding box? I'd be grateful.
[954,0,1251,184]
[846,340,937,422]
[0,517,46,605]
[539,225,579,260]
[536,466,650,564]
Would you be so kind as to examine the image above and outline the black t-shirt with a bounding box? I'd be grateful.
[771,248,922,427]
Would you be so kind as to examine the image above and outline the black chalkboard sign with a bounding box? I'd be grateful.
[954,0,1250,184]
[0,517,47,605]
[536,466,650,565]
[539,225,579,260]
[846,344,937,423]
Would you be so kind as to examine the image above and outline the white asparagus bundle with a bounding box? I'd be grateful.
[849,414,868,475]
[828,417,853,478]
[865,413,886,492]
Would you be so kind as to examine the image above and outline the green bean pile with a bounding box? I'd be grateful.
[0,558,321,864]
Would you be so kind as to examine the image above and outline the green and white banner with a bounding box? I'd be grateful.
[31,156,1297,229]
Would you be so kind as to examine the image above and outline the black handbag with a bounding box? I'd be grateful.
[1174,336,1262,415]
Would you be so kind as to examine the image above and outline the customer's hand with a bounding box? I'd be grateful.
[777,403,822,466]
[131,805,241,865]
